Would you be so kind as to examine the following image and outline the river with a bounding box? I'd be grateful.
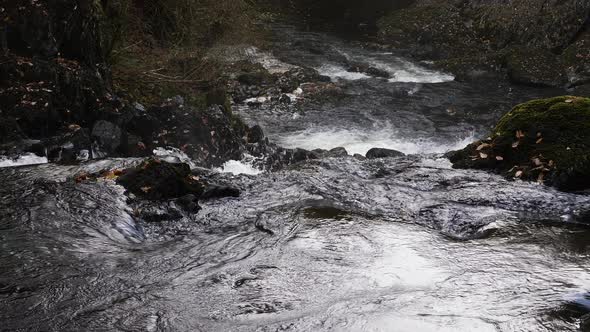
[1,24,590,331]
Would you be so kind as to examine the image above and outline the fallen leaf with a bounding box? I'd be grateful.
[479,152,488,159]
[512,141,520,148]
[516,130,525,139]
[477,143,491,151]
[532,158,542,166]
[515,170,523,178]
[496,156,504,161]
[565,99,573,103]
[140,186,152,193]
[536,137,543,144]
[68,124,81,131]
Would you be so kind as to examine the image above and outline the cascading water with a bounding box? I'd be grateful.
[1,24,588,332]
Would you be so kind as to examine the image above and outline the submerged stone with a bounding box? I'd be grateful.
[449,96,590,191]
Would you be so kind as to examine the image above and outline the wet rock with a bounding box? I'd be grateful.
[246,125,265,144]
[581,313,590,332]
[134,201,185,222]
[449,96,590,191]
[326,147,349,157]
[201,185,241,200]
[175,194,201,213]
[0,117,25,144]
[353,153,367,161]
[126,104,246,167]
[279,94,292,104]
[276,66,330,93]
[116,159,205,200]
[91,120,122,153]
[506,48,566,87]
[366,148,405,159]
[563,30,590,87]
[347,61,390,78]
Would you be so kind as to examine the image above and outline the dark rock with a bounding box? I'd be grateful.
[201,185,241,200]
[366,148,405,159]
[506,48,566,87]
[276,66,326,92]
[127,104,246,167]
[116,159,205,200]
[327,147,349,157]
[91,120,122,153]
[347,61,390,78]
[238,72,274,86]
[246,125,265,144]
[279,94,292,104]
[0,117,25,144]
[581,313,590,332]
[134,202,184,222]
[353,153,367,160]
[449,96,590,191]
[175,194,201,213]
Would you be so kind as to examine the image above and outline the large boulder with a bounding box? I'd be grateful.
[366,148,405,159]
[448,96,590,191]
[116,158,205,200]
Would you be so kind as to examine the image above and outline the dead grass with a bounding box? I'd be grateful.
[106,0,263,106]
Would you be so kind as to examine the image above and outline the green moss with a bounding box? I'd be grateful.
[493,96,590,189]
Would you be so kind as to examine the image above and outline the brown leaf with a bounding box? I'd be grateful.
[479,152,488,159]
[477,143,491,151]
[565,99,573,103]
[496,156,504,161]
[515,170,523,178]
[140,186,152,193]
[532,158,542,166]
[515,130,525,139]
[512,141,520,148]
[536,137,543,144]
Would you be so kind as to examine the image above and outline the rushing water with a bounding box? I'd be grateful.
[2,25,590,332]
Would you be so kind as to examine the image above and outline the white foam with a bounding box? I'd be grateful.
[368,57,454,83]
[0,153,48,168]
[317,64,371,81]
[214,155,263,175]
[275,127,475,156]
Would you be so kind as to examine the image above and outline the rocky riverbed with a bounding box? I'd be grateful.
[2,1,590,331]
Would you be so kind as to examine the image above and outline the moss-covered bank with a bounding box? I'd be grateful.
[449,96,590,191]
[377,0,590,88]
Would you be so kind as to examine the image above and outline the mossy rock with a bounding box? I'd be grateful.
[449,96,590,191]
